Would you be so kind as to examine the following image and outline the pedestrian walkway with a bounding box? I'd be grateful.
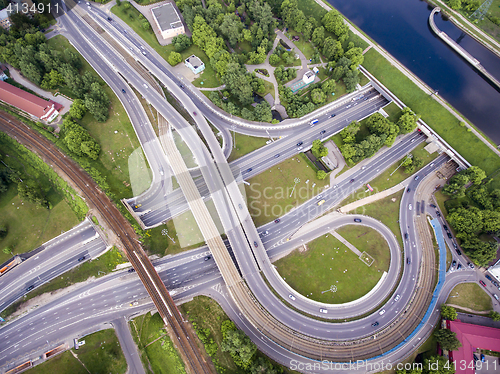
[446,304,490,315]
[339,181,407,213]
[330,231,362,256]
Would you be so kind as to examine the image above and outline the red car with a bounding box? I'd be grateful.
[479,280,486,287]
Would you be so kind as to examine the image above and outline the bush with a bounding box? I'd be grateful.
[168,52,182,66]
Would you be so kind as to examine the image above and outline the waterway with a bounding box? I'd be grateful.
[325,0,500,144]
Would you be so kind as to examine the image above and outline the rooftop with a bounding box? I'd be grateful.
[151,2,183,32]
[185,55,204,69]
[0,80,61,119]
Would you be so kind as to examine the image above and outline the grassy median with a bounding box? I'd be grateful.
[446,283,493,312]
[363,49,500,189]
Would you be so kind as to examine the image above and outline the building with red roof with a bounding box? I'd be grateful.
[0,80,61,122]
[447,320,500,374]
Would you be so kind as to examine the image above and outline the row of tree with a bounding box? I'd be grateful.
[339,108,419,165]
[447,0,481,12]
[0,29,110,122]
[442,167,500,266]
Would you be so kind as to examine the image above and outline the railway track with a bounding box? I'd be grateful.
[0,113,214,374]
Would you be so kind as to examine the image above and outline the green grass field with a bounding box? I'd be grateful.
[275,225,390,304]
[130,312,185,374]
[351,190,404,247]
[340,142,439,206]
[245,154,329,226]
[47,35,146,200]
[446,283,493,312]
[228,133,268,163]
[363,49,500,189]
[26,329,127,374]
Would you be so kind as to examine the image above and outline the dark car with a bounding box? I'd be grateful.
[246,168,253,173]
[253,241,258,247]
[26,285,35,292]
[121,88,126,94]
[406,187,411,193]
[107,17,112,21]
[320,130,326,135]
[407,257,411,265]
[430,204,437,208]
[354,218,362,223]
[204,256,212,261]
[468,262,474,269]
[330,114,336,118]
[128,268,136,273]
[179,84,184,88]
[447,232,452,239]
[78,256,86,262]
[452,260,457,268]
[404,233,409,240]
[414,175,419,181]
[193,111,197,116]
[274,154,280,158]
[350,179,355,183]
[443,225,448,231]
[274,219,280,223]
[480,280,486,287]
[296,142,303,147]
[456,248,462,256]
[371,322,379,327]
[436,210,441,217]
[457,263,462,270]
[486,275,493,281]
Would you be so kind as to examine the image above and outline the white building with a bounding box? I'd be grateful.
[489,260,500,282]
[151,2,184,40]
[185,55,205,75]
[302,71,315,84]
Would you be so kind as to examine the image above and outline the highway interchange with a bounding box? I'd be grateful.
[0,1,499,373]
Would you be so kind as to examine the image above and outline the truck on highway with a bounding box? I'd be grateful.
[317,199,325,206]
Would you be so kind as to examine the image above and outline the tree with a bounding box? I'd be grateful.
[2,247,12,255]
[448,0,462,10]
[311,26,325,48]
[310,88,326,104]
[222,62,254,106]
[220,14,243,47]
[317,170,327,180]
[447,206,483,235]
[442,173,469,197]
[463,166,486,185]
[343,69,360,93]
[434,329,462,351]
[249,356,278,374]
[269,53,281,66]
[489,311,500,321]
[440,305,457,321]
[221,328,257,369]
[168,51,182,66]
[254,101,272,122]
[84,82,109,122]
[397,107,419,134]
[321,79,336,95]
[340,121,360,144]
[461,238,498,267]
[172,34,192,52]
[482,210,500,233]
[69,99,87,120]
[18,180,48,208]
[311,139,328,158]
[0,224,7,239]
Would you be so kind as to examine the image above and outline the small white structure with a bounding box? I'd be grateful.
[302,71,315,84]
[185,55,205,75]
[312,67,319,74]
[151,2,184,40]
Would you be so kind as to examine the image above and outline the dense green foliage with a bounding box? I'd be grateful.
[440,305,458,321]
[434,329,462,351]
[0,28,109,122]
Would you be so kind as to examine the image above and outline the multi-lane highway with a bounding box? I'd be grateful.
[0,219,107,313]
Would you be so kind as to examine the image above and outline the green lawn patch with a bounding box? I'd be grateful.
[351,190,404,247]
[26,329,127,374]
[1,247,127,319]
[296,0,328,22]
[286,30,317,60]
[245,154,329,226]
[382,102,402,123]
[340,142,438,206]
[363,49,500,187]
[228,133,268,163]
[130,312,186,374]
[275,226,389,304]
[359,71,370,86]
[260,79,275,100]
[446,283,493,312]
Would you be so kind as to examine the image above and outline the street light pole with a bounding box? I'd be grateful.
[289,178,300,197]
[390,154,412,176]
[232,125,236,149]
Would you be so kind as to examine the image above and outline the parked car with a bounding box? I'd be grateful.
[436,210,441,217]
[452,260,457,268]
[486,275,493,281]
[480,280,486,287]
[456,248,462,256]
[430,204,437,208]
[443,225,448,231]
[481,354,485,362]
[447,232,452,239]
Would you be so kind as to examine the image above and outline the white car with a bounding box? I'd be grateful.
[379,309,386,315]
[394,294,401,302]
[288,294,296,301]
[297,147,303,151]
[319,308,328,314]
[409,204,412,211]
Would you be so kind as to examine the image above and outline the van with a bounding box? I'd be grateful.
[310,119,319,126]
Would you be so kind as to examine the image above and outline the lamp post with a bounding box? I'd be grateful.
[289,178,300,197]
[390,154,412,176]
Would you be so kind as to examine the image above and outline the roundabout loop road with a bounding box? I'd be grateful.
[265,214,402,318]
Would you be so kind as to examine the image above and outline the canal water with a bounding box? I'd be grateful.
[326,0,500,144]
